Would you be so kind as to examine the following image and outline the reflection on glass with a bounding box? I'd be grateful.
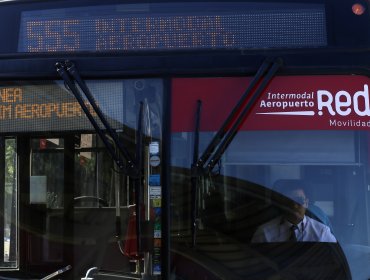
[4,138,17,267]
[171,130,368,279]
[31,140,64,209]
[74,134,128,207]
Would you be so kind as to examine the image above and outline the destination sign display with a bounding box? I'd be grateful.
[0,81,124,133]
[18,3,327,52]
[0,79,163,134]
[1,89,94,120]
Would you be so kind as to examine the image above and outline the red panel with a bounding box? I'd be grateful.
[171,75,370,132]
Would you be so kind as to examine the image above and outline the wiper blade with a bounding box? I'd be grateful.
[56,61,146,259]
[55,61,137,176]
[191,100,202,247]
[206,57,283,172]
[190,58,282,247]
[192,57,283,176]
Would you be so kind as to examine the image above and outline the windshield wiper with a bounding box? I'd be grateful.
[55,61,138,176]
[190,57,283,246]
[192,57,283,176]
[55,61,145,253]
[191,100,202,247]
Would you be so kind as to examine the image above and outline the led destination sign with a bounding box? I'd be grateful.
[0,81,124,133]
[18,3,327,52]
[0,87,94,120]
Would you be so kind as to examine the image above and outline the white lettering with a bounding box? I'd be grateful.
[317,90,336,116]
[317,85,369,117]
[329,118,370,128]
[353,85,370,116]
[335,91,351,116]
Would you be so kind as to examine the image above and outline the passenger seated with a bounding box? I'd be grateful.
[251,179,336,243]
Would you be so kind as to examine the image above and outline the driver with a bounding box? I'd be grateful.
[251,180,336,243]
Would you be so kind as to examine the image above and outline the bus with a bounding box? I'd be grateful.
[0,0,368,279]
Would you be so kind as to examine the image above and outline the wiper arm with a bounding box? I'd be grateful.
[206,58,282,172]
[55,61,137,176]
[190,58,282,247]
[56,61,145,255]
[192,57,283,176]
[191,100,202,247]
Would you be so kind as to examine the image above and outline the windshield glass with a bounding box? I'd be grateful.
[170,75,370,280]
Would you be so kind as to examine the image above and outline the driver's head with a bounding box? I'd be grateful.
[273,179,309,224]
